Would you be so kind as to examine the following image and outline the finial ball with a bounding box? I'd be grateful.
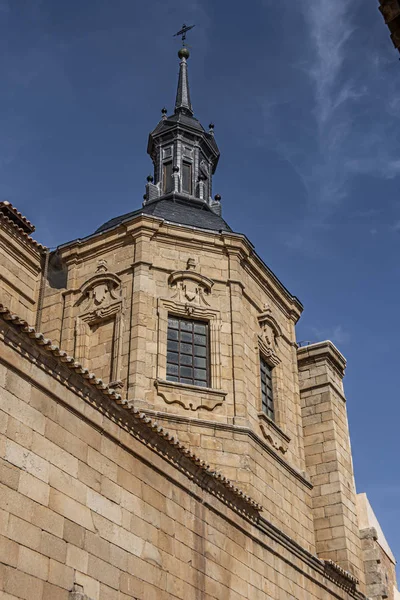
[178,46,190,60]
[214,194,221,202]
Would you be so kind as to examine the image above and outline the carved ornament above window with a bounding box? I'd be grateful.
[258,304,282,366]
[75,260,122,318]
[168,258,214,309]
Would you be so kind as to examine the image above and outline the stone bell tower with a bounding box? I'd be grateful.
[144,45,221,214]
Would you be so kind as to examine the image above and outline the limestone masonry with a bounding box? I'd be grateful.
[0,41,398,600]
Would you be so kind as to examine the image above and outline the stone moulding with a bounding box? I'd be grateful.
[142,408,312,489]
[0,303,261,520]
[258,411,290,454]
[155,378,227,411]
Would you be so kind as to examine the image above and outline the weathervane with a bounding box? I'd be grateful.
[174,23,195,46]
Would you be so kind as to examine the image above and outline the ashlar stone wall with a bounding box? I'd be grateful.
[0,311,367,600]
[39,216,317,551]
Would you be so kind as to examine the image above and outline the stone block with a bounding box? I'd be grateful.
[7,514,41,551]
[49,489,95,532]
[32,503,64,538]
[18,471,50,506]
[41,531,67,563]
[0,534,19,567]
[17,546,49,580]
[63,519,85,548]
[0,457,20,490]
[66,543,89,573]
[48,559,74,590]
[3,565,44,600]
[87,554,120,590]
[74,571,100,600]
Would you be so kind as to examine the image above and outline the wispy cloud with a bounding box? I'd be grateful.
[304,0,355,130]
[260,0,400,249]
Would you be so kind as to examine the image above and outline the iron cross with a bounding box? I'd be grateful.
[173,24,195,44]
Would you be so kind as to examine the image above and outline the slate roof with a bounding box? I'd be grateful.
[95,198,232,234]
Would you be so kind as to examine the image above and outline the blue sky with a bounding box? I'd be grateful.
[1,0,399,570]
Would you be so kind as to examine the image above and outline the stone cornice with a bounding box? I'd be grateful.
[54,214,302,320]
[297,340,346,379]
[0,303,262,520]
[141,409,312,489]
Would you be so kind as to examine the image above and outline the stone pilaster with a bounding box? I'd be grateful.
[298,341,365,586]
[227,248,248,425]
[127,229,155,404]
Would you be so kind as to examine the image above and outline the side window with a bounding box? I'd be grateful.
[163,162,173,193]
[182,162,192,194]
[260,356,274,421]
[166,316,209,387]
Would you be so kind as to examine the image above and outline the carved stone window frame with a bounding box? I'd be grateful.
[74,267,124,388]
[75,302,123,386]
[256,309,290,454]
[157,297,222,388]
[156,297,226,411]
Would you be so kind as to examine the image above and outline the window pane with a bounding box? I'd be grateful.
[260,356,274,421]
[167,352,178,364]
[194,323,206,335]
[180,366,193,378]
[180,331,193,343]
[194,368,207,380]
[195,380,207,387]
[194,357,206,369]
[181,354,193,366]
[167,340,179,352]
[194,345,206,357]
[166,316,209,387]
[167,329,178,341]
[180,343,193,355]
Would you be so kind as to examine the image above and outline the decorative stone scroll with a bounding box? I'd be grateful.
[257,304,282,367]
[258,413,290,455]
[168,257,213,312]
[74,261,124,387]
[155,378,226,412]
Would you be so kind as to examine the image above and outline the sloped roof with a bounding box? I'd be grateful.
[95,197,231,234]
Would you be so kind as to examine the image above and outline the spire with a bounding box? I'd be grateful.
[175,46,193,116]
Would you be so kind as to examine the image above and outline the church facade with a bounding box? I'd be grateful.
[0,42,398,600]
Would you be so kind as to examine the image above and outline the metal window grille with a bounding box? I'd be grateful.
[166,316,209,387]
[260,356,274,421]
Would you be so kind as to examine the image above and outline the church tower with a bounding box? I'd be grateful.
[145,45,221,214]
[2,31,398,600]
[38,39,366,585]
